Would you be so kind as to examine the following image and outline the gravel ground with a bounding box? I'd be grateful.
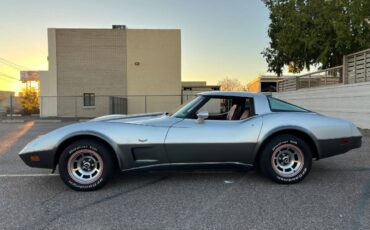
[0,122,369,230]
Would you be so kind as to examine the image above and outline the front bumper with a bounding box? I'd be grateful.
[19,150,55,169]
[318,136,362,159]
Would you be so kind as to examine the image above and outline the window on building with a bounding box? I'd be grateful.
[83,93,95,107]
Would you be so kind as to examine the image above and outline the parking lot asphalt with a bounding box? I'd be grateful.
[0,121,369,230]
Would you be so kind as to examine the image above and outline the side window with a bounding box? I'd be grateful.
[196,97,253,120]
[267,96,308,112]
[198,98,232,115]
[83,93,95,107]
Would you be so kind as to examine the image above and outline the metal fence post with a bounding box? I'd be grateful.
[9,95,13,119]
[342,55,347,84]
[144,96,147,113]
[75,96,77,118]
[354,55,357,83]
[365,51,368,82]
[40,96,43,118]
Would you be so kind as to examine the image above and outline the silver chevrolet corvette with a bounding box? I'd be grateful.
[19,92,362,191]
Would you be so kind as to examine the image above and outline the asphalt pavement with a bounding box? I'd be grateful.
[0,121,369,230]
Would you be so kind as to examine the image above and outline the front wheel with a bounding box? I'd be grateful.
[259,134,312,184]
[58,139,114,191]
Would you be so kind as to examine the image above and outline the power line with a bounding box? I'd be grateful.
[0,72,20,81]
[0,57,29,70]
[0,71,19,80]
[0,57,27,69]
[0,76,18,82]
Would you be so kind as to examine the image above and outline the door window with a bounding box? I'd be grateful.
[197,97,253,120]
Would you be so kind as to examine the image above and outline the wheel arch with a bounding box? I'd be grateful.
[254,127,319,165]
[53,134,121,171]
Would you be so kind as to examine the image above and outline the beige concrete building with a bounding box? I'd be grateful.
[182,81,220,93]
[181,81,220,103]
[40,26,181,117]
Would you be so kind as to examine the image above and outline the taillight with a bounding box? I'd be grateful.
[340,139,349,145]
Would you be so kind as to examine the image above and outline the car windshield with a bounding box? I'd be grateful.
[172,96,205,118]
[267,96,309,112]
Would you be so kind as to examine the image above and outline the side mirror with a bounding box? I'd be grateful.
[196,110,209,124]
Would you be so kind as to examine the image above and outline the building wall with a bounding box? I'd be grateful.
[54,28,127,117]
[39,30,58,117]
[39,71,57,117]
[247,75,291,93]
[182,81,220,104]
[41,28,181,117]
[247,78,260,93]
[126,29,181,114]
[182,81,207,87]
[272,82,370,129]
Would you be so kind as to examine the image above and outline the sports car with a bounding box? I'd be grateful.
[19,91,362,191]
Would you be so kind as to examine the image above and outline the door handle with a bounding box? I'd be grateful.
[138,138,148,143]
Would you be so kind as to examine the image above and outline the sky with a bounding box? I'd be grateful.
[0,0,271,92]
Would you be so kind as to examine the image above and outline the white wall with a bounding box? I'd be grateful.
[272,82,370,129]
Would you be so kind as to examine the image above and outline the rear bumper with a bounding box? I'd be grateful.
[19,150,55,169]
[318,136,362,159]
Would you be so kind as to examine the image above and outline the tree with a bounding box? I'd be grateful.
[218,78,247,91]
[19,86,39,115]
[262,0,370,76]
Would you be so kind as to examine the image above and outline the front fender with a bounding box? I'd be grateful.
[19,122,125,169]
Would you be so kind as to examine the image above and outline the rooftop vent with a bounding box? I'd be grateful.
[112,25,126,29]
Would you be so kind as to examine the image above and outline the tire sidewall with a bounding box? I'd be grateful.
[261,135,312,184]
[59,140,113,191]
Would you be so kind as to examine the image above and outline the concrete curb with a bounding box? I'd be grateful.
[1,120,25,123]
[79,119,90,122]
[34,119,62,123]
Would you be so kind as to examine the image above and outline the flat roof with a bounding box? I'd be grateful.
[198,91,262,98]
[48,28,180,31]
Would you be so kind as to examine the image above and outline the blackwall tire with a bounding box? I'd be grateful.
[259,134,312,184]
[58,139,114,191]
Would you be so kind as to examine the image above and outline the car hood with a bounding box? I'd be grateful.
[91,112,182,127]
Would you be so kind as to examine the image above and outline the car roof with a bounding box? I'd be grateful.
[198,91,264,98]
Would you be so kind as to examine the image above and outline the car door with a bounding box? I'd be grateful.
[164,112,263,165]
[115,115,183,169]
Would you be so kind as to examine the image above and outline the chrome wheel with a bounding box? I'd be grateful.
[271,144,304,177]
[67,149,104,184]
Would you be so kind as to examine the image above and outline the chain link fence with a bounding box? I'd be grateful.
[0,94,198,118]
[0,94,25,118]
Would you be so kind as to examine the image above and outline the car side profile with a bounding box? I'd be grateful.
[19,92,362,191]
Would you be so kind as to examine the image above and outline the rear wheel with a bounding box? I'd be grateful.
[58,139,114,191]
[259,134,312,184]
